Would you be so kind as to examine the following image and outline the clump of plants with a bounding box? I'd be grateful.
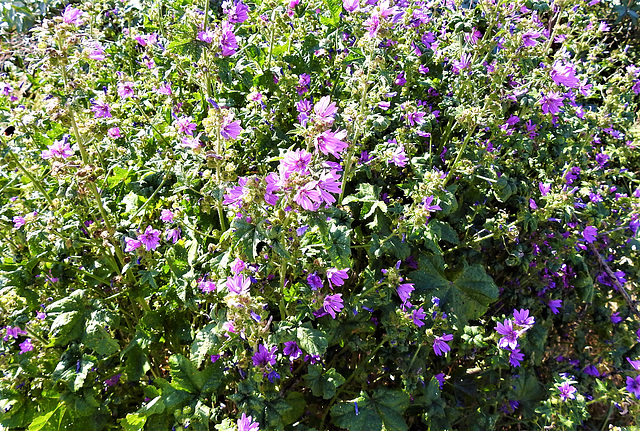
[0,0,639,429]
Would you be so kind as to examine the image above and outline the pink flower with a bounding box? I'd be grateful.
[224,177,250,207]
[13,216,26,229]
[226,2,250,23]
[107,127,121,139]
[42,137,73,160]
[281,149,312,177]
[294,181,322,210]
[220,21,238,56]
[433,333,453,356]
[315,130,348,158]
[88,42,107,61]
[343,0,359,12]
[237,412,260,431]
[221,118,243,140]
[557,381,577,401]
[199,280,217,293]
[226,274,251,295]
[316,170,342,205]
[174,116,197,135]
[522,30,542,47]
[495,319,519,350]
[540,91,564,115]
[197,29,215,43]
[165,228,181,244]
[124,237,142,252]
[117,81,135,99]
[138,225,161,251]
[313,96,338,124]
[231,258,246,274]
[389,145,408,167]
[91,99,112,118]
[160,209,174,223]
[550,61,580,88]
[156,83,172,95]
[62,5,85,25]
[19,338,34,354]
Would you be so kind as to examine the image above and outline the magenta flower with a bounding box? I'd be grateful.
[88,42,107,60]
[198,28,215,43]
[3,326,26,341]
[557,381,577,401]
[220,21,238,56]
[582,226,597,243]
[62,5,85,25]
[124,237,142,252]
[294,182,322,211]
[117,81,135,99]
[91,99,112,118]
[138,225,161,251]
[323,294,344,318]
[42,136,73,160]
[199,280,217,293]
[550,61,580,88]
[389,145,408,167]
[156,83,172,95]
[540,91,564,115]
[231,258,246,274]
[226,274,251,295]
[237,412,260,431]
[452,53,472,74]
[174,116,197,135]
[281,149,312,177]
[315,130,349,158]
[495,319,519,350]
[283,340,302,360]
[226,1,249,23]
[433,333,453,356]
[313,96,338,124]
[307,272,323,290]
[522,30,542,47]
[264,172,280,205]
[327,268,349,287]
[224,177,249,207]
[363,14,381,38]
[221,118,243,140]
[165,228,181,244]
[252,344,277,367]
[423,196,441,212]
[107,127,121,139]
[343,0,359,12]
[539,182,551,196]
[316,170,342,205]
[160,209,174,223]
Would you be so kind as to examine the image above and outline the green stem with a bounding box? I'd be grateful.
[442,127,474,186]
[266,10,276,70]
[7,151,54,207]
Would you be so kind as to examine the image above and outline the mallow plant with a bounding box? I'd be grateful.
[0,0,639,429]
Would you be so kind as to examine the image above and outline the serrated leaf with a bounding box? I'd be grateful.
[191,323,219,367]
[331,389,409,431]
[303,364,345,399]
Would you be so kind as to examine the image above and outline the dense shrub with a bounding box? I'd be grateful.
[1,0,639,429]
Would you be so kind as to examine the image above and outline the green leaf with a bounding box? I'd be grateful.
[232,218,267,260]
[191,323,219,367]
[331,389,409,431]
[426,220,459,245]
[411,261,498,325]
[71,355,95,392]
[169,354,204,394]
[303,364,345,399]
[107,166,131,188]
[314,217,351,268]
[297,326,328,356]
[122,413,146,431]
[49,310,84,346]
[27,402,65,431]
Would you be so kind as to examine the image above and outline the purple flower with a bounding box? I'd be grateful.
[88,42,107,60]
[117,81,135,99]
[174,116,197,135]
[199,280,217,293]
[343,0,359,12]
[281,149,312,177]
[495,319,519,350]
[389,145,408,167]
[231,258,246,274]
[522,30,542,47]
[327,268,349,287]
[611,312,622,324]
[160,209,174,223]
[451,53,472,74]
[397,283,414,304]
[412,307,427,327]
[509,348,524,367]
[252,344,277,367]
[105,374,121,387]
[283,341,302,360]
[165,228,181,244]
[583,365,600,377]
[138,226,161,251]
[313,96,338,124]
[4,326,27,341]
[395,72,406,86]
[13,216,26,229]
[19,338,34,354]
[226,274,251,295]
[124,237,142,252]
[42,136,73,159]
[294,181,322,211]
[595,153,609,168]
[307,272,323,290]
[557,381,577,401]
[224,177,250,207]
[226,1,250,24]
[540,91,564,115]
[220,21,238,56]
[316,170,343,205]
[582,226,597,243]
[539,182,551,196]
[433,333,453,356]
[62,5,85,25]
[423,196,441,212]
[551,61,580,88]
[91,99,112,118]
[315,130,349,159]
[238,413,260,431]
[548,299,562,314]
[323,294,344,318]
[513,309,535,329]
[221,118,243,140]
[627,376,640,399]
